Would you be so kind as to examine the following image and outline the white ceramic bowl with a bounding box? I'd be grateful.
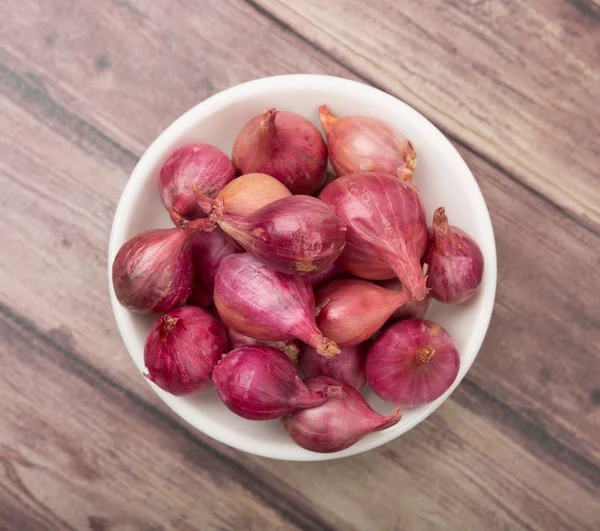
[108,75,497,461]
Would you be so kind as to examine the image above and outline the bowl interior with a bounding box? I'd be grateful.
[108,75,496,461]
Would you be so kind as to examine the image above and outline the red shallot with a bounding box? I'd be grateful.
[112,212,205,313]
[232,109,328,195]
[316,279,409,346]
[188,229,238,308]
[299,343,367,390]
[158,143,235,219]
[225,324,301,364]
[194,172,291,217]
[319,105,416,180]
[144,306,228,395]
[366,319,460,407]
[319,172,428,300]
[214,253,340,357]
[423,207,484,304]
[212,346,339,420]
[282,376,402,453]
[210,195,347,276]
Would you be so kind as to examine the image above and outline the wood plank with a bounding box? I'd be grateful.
[251,0,600,230]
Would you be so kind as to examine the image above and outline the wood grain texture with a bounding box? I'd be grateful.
[0,0,599,529]
[253,0,600,231]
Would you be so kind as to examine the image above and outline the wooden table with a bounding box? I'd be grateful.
[1,1,598,529]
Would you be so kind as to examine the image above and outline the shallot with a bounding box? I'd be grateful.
[194,172,291,217]
[282,376,402,453]
[158,143,235,219]
[423,207,484,304]
[144,306,228,395]
[188,229,238,308]
[212,346,339,420]
[319,105,416,180]
[299,343,367,390]
[210,195,346,276]
[319,172,428,300]
[316,278,409,346]
[214,253,340,356]
[366,319,460,407]
[232,109,328,195]
[225,324,301,364]
[112,212,205,313]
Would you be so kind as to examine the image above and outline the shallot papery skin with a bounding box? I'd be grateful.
[144,306,228,396]
[212,346,337,420]
[225,324,301,364]
[211,195,347,276]
[423,207,484,304]
[232,109,328,195]
[282,376,401,453]
[214,253,340,357]
[319,172,428,300]
[307,263,347,291]
[366,319,460,407]
[316,278,409,346]
[195,172,291,217]
[379,278,430,321]
[158,143,235,219]
[188,229,238,308]
[319,105,416,180]
[299,343,367,390]
[112,226,193,313]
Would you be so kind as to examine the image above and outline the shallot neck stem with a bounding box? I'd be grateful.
[318,105,338,135]
[377,408,403,431]
[391,288,410,309]
[259,108,278,150]
[416,347,435,364]
[433,207,449,235]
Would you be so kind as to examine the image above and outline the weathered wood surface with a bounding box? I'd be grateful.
[0,0,598,529]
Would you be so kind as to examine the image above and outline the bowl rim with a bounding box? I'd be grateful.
[108,74,497,461]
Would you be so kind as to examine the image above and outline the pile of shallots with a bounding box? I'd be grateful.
[112,106,484,453]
